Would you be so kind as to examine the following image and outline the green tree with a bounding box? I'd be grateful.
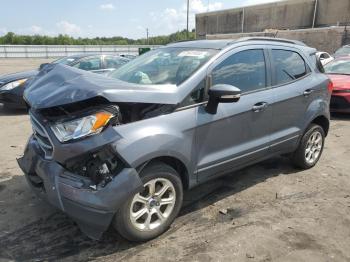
[0,30,196,46]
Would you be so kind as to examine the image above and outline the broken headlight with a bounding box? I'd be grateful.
[51,111,113,142]
[0,78,28,91]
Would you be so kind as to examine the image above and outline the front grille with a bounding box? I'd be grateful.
[29,113,54,159]
[330,96,350,110]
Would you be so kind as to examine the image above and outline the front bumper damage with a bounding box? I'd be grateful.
[0,89,27,109]
[17,136,143,239]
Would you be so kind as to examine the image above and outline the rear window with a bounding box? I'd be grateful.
[324,59,350,75]
[335,46,350,57]
[271,50,308,85]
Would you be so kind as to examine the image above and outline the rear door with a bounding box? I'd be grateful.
[195,46,275,181]
[268,47,316,153]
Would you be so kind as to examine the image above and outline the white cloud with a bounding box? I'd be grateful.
[30,25,42,34]
[149,0,223,35]
[189,0,223,13]
[56,21,81,36]
[100,3,115,10]
[0,27,7,36]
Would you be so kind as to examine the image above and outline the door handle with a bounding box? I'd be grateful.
[303,89,314,96]
[252,102,268,112]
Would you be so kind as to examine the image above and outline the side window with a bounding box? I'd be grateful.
[73,57,101,71]
[180,79,206,107]
[212,49,267,93]
[105,56,128,69]
[271,50,308,85]
[321,53,330,59]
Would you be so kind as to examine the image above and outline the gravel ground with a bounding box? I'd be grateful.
[0,59,349,262]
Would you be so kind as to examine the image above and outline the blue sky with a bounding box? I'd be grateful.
[0,0,282,39]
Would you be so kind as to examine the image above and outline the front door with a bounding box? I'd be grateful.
[195,46,274,181]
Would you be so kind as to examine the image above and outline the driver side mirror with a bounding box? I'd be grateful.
[205,84,241,114]
[39,63,49,71]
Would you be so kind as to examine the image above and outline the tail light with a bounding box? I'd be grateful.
[327,81,334,93]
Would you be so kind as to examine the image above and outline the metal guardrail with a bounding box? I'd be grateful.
[0,45,161,58]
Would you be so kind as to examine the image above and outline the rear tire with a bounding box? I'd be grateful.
[114,162,183,242]
[291,124,325,169]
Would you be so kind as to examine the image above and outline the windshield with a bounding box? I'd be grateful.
[52,56,80,65]
[334,46,350,57]
[324,59,350,75]
[109,47,217,85]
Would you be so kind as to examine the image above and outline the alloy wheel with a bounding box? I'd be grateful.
[305,130,323,165]
[129,178,176,231]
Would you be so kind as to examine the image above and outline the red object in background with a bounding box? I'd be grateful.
[327,74,350,113]
[327,80,334,93]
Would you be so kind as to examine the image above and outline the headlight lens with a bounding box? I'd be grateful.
[0,78,28,91]
[51,112,113,142]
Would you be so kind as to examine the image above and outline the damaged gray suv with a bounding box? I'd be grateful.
[18,38,331,242]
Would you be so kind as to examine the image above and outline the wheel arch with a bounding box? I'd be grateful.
[137,156,191,190]
[311,115,329,136]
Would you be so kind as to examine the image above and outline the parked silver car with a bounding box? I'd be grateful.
[18,37,331,242]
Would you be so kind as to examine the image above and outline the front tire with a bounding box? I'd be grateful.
[114,162,183,242]
[291,124,325,169]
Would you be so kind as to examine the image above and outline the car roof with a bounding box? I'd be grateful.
[333,56,350,60]
[166,37,309,50]
[166,40,234,49]
[68,53,123,59]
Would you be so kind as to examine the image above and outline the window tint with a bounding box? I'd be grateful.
[271,50,307,85]
[105,56,128,69]
[73,57,101,71]
[212,49,266,93]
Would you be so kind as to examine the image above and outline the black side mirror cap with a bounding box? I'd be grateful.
[206,84,241,114]
[39,63,49,71]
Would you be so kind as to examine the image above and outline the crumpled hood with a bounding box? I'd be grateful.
[0,70,38,86]
[24,64,180,109]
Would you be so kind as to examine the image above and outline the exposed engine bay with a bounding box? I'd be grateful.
[31,97,176,189]
[37,96,176,124]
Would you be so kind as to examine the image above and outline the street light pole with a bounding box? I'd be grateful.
[186,0,189,39]
[146,28,149,45]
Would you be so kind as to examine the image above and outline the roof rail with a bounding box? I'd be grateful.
[235,37,307,46]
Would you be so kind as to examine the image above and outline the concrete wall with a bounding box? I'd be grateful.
[196,0,350,38]
[206,27,349,53]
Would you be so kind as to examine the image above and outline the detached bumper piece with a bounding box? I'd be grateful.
[17,136,143,240]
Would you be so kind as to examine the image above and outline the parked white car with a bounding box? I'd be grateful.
[316,52,334,66]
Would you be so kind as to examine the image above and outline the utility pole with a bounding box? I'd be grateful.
[146,28,149,45]
[186,0,189,39]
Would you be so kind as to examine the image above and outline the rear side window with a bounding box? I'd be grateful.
[310,54,325,73]
[271,50,308,85]
[105,56,128,69]
[212,49,267,93]
[72,57,102,71]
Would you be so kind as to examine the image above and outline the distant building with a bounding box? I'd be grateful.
[195,0,350,53]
